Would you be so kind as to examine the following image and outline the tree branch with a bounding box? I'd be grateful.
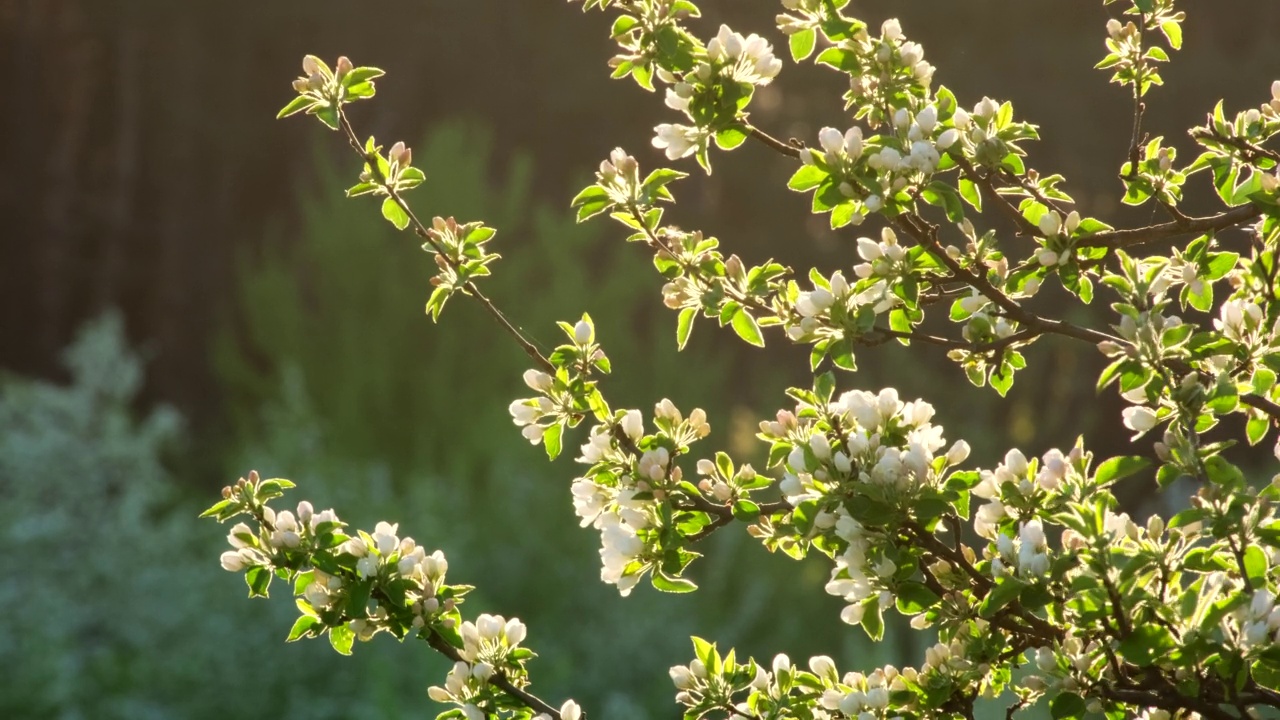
[337,110,555,374]
[424,629,570,718]
[1078,204,1261,249]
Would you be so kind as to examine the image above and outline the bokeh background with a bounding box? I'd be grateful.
[1,1,1277,718]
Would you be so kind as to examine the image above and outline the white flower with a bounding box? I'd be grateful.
[652,123,702,160]
[935,128,959,151]
[810,655,837,679]
[868,147,902,171]
[706,25,783,85]
[974,97,999,121]
[915,105,938,134]
[819,127,845,156]
[900,41,924,68]
[372,521,400,555]
[558,700,582,720]
[670,665,696,689]
[509,399,540,426]
[665,82,694,112]
[1038,211,1062,237]
[356,555,380,578]
[840,602,866,625]
[1122,406,1159,433]
[945,440,970,465]
[974,500,1006,539]
[599,515,644,595]
[227,522,254,549]
[795,288,835,317]
[881,18,903,41]
[1215,299,1264,342]
[620,409,644,441]
[523,369,554,392]
[573,319,592,345]
[220,550,248,572]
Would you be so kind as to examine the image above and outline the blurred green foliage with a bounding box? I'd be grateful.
[0,313,443,720]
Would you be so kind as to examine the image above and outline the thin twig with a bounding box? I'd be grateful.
[424,629,568,718]
[337,110,555,373]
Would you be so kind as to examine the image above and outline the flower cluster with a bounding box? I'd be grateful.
[651,23,783,168]
[205,474,588,719]
[278,54,384,130]
[567,398,713,595]
[508,314,611,457]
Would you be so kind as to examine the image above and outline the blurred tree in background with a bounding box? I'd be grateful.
[0,0,1276,717]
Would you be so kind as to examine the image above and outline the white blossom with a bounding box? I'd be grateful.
[652,123,703,160]
[1122,405,1159,433]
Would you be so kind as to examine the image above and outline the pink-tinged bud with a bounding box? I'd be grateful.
[335,56,353,79]
[302,55,322,76]
[725,254,745,283]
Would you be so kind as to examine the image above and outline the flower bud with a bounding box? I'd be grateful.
[523,369,554,393]
[573,319,592,345]
[809,655,837,680]
[334,56,353,79]
[881,18,903,41]
[220,550,248,572]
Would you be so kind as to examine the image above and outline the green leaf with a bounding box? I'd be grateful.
[676,307,696,350]
[895,582,941,614]
[199,498,237,519]
[652,572,697,593]
[958,177,982,211]
[314,104,340,131]
[571,186,613,222]
[714,125,749,151]
[286,615,320,642]
[381,197,410,230]
[245,566,272,598]
[789,27,817,61]
[1050,692,1087,720]
[788,164,828,192]
[543,422,564,461]
[1244,545,1268,587]
[979,576,1026,617]
[732,499,760,521]
[1093,456,1151,486]
[1160,20,1182,49]
[342,67,385,87]
[731,309,765,347]
[1117,624,1176,667]
[277,95,316,119]
[328,624,355,656]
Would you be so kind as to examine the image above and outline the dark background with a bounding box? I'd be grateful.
[0,2,1277,718]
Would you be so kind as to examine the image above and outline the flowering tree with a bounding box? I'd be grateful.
[203,0,1280,718]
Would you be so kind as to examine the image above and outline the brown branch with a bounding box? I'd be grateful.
[336,110,554,374]
[1192,127,1280,165]
[745,123,801,159]
[1078,204,1261,249]
[1242,394,1280,423]
[424,629,571,718]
